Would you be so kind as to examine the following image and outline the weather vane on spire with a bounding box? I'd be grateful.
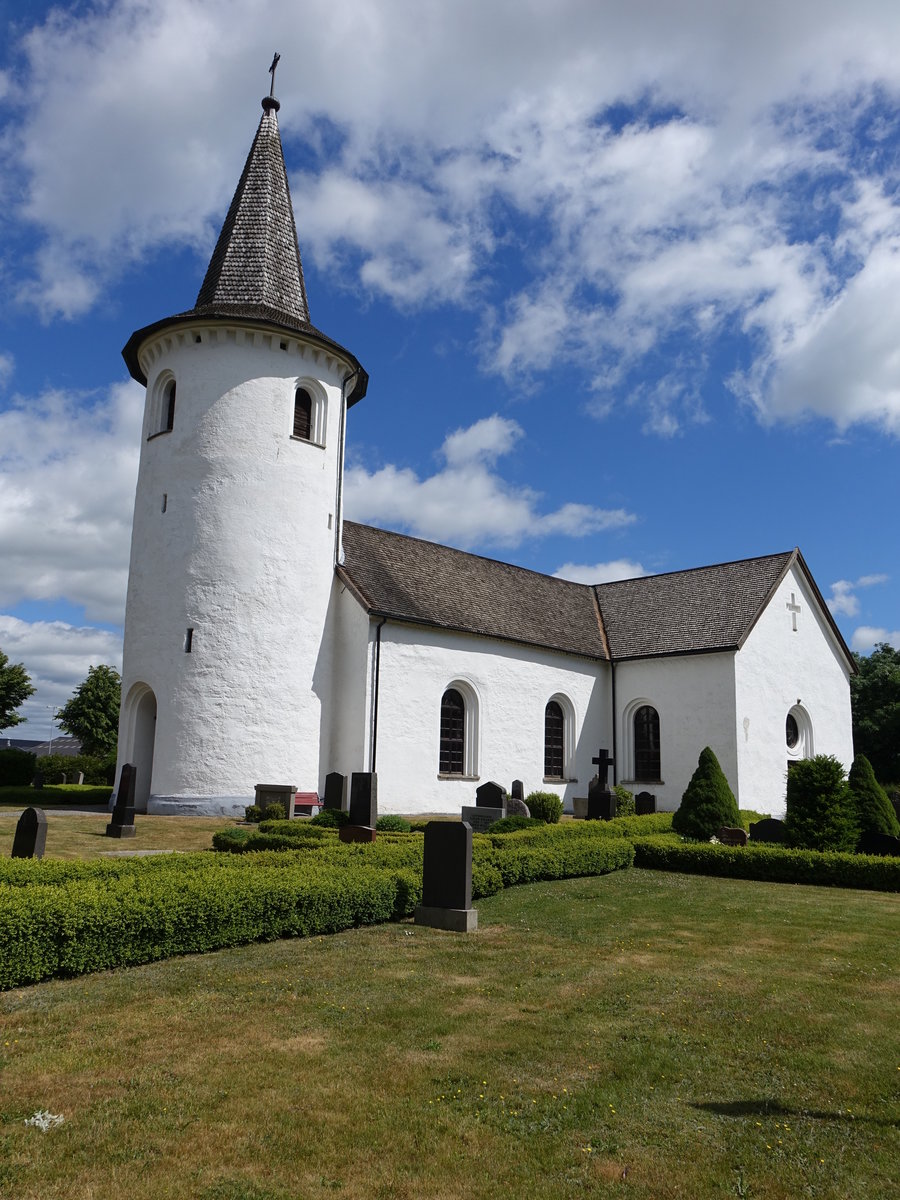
[268,52,280,98]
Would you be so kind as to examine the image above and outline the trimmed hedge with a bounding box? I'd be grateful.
[631,835,900,892]
[0,748,37,787]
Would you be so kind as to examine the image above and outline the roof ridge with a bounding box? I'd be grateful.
[593,548,796,590]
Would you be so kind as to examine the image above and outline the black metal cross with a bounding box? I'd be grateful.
[268,52,281,97]
[592,748,614,787]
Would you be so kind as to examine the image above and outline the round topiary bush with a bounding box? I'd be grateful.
[785,754,858,852]
[375,814,412,832]
[848,753,899,840]
[525,791,563,823]
[614,785,635,816]
[264,802,286,822]
[243,804,264,823]
[310,807,350,828]
[672,746,740,841]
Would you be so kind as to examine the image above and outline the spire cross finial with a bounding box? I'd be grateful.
[268,52,281,98]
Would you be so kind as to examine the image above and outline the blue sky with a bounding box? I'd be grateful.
[1,0,898,738]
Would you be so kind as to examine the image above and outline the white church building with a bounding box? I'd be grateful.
[115,83,855,819]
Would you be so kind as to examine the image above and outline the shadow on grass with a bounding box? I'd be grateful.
[694,1099,898,1127]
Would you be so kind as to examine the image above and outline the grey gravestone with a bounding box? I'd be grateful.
[460,805,505,832]
[415,820,477,932]
[106,763,137,838]
[73,771,85,786]
[339,825,377,844]
[476,781,506,808]
[572,797,588,819]
[717,826,748,846]
[749,817,787,843]
[635,791,656,815]
[32,772,44,790]
[12,807,47,859]
[349,772,377,827]
[323,771,347,811]
[55,772,67,784]
[507,794,531,818]
[857,831,900,857]
[587,749,616,820]
[254,783,296,816]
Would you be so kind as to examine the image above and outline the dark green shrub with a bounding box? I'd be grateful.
[0,747,37,786]
[35,753,113,785]
[212,827,253,852]
[785,755,858,852]
[631,835,899,891]
[613,785,635,816]
[310,807,349,828]
[672,747,740,841]
[244,805,264,823]
[489,815,544,833]
[258,820,329,839]
[848,753,900,839]
[376,815,412,832]
[525,791,563,824]
[264,802,286,821]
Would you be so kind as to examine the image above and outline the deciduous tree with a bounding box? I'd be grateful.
[56,665,121,757]
[851,643,900,784]
[0,650,35,731]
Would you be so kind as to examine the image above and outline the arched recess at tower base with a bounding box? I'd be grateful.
[122,683,157,814]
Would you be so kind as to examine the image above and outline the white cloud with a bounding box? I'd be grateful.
[553,559,648,585]
[0,352,13,389]
[5,1,900,432]
[344,415,635,548]
[851,625,900,653]
[0,380,142,623]
[826,573,888,617]
[0,614,123,739]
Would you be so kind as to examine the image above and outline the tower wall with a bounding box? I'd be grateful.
[117,320,352,815]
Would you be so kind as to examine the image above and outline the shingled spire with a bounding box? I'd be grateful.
[193,88,311,329]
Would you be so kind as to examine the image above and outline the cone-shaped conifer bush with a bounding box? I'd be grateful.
[672,746,740,840]
[785,754,858,852]
[848,753,900,839]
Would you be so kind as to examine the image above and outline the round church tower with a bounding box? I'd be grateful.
[116,81,367,814]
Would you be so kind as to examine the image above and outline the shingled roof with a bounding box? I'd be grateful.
[339,522,608,660]
[339,526,853,668]
[123,92,367,403]
[594,551,795,659]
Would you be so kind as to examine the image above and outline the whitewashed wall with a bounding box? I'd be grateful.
[117,321,354,815]
[734,565,854,817]
[613,652,738,811]
[347,619,610,815]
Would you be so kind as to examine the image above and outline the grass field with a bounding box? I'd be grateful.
[1,869,897,1199]
[0,809,235,859]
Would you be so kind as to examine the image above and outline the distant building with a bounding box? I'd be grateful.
[3,737,82,757]
[114,79,855,817]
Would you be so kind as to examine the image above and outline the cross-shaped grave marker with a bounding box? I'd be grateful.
[591,748,614,789]
[786,592,801,632]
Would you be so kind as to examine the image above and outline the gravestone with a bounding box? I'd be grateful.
[635,791,657,815]
[323,771,347,811]
[73,771,85,786]
[55,772,67,784]
[12,807,47,859]
[510,780,525,802]
[339,825,377,844]
[348,772,377,828]
[749,817,787,844]
[476,781,506,808]
[415,820,477,932]
[463,780,507,832]
[857,831,900,857]
[507,795,531,818]
[254,783,296,817]
[572,797,588,819]
[717,826,748,846]
[32,772,44,790]
[587,749,616,820]
[106,763,137,838]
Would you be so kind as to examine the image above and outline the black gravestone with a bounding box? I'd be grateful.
[749,817,787,844]
[717,826,748,846]
[323,771,347,811]
[349,772,377,827]
[587,778,617,821]
[510,780,525,802]
[857,831,900,857]
[415,821,477,932]
[32,772,44,790]
[635,791,656,815]
[12,807,47,859]
[106,763,137,838]
[475,781,506,808]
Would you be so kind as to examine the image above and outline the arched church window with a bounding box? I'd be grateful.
[634,705,660,781]
[786,713,800,750]
[440,689,465,775]
[544,700,564,779]
[293,387,312,440]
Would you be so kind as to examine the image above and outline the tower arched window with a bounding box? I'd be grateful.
[163,379,176,431]
[439,688,465,775]
[293,387,312,440]
[544,700,564,779]
[634,705,661,781]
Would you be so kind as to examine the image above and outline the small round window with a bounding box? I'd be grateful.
[786,713,800,750]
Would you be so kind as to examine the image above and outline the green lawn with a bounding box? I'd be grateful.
[0,808,237,859]
[1,869,897,1199]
